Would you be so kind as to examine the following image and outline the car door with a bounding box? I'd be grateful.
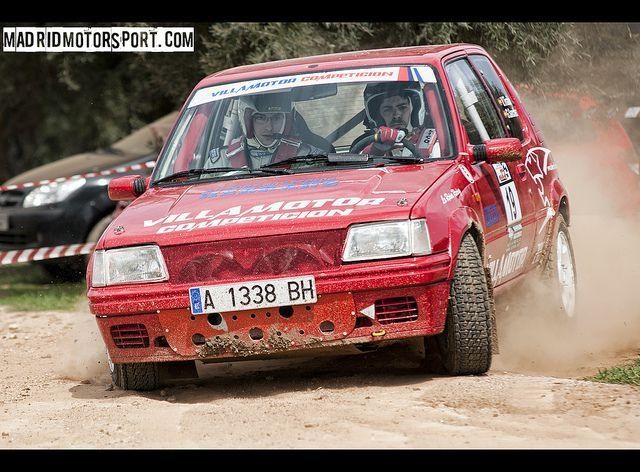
[444,57,537,287]
[468,54,555,265]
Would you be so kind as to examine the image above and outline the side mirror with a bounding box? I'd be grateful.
[108,175,146,202]
[470,138,523,163]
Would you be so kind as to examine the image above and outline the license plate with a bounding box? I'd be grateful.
[0,214,9,231]
[189,275,317,314]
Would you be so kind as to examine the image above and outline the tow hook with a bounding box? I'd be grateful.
[371,329,386,337]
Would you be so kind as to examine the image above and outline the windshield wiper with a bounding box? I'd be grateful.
[262,153,371,168]
[154,166,290,185]
[154,167,241,185]
[261,154,330,168]
[252,167,291,175]
[377,155,424,164]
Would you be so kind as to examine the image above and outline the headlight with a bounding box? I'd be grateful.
[23,178,86,207]
[91,245,168,287]
[342,219,431,262]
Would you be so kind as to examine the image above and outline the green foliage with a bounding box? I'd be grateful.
[588,357,640,387]
[0,22,208,182]
[1,22,638,183]
[199,23,372,73]
[0,265,85,311]
[537,23,640,106]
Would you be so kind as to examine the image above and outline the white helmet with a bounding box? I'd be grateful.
[238,92,295,148]
[363,82,426,129]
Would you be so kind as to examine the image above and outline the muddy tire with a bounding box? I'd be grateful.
[424,233,493,375]
[111,362,160,391]
[541,213,577,321]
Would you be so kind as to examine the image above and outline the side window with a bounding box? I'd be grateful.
[469,55,524,141]
[445,59,506,145]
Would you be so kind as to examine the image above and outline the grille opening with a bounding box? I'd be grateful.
[192,333,206,345]
[279,306,294,319]
[207,313,223,326]
[319,321,334,333]
[375,297,419,324]
[154,336,170,347]
[249,328,264,340]
[354,316,374,328]
[111,324,149,349]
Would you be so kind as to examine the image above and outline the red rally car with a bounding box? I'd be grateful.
[87,44,577,390]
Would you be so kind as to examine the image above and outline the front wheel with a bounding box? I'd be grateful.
[110,359,160,391]
[424,233,493,375]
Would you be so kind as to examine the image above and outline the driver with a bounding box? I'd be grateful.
[361,82,440,158]
[207,92,327,168]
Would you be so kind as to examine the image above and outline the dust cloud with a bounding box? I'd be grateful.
[493,97,640,377]
[54,298,110,384]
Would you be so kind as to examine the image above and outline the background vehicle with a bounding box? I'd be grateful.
[519,88,640,216]
[0,112,178,281]
[87,45,576,391]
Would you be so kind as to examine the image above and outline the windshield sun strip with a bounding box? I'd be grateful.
[188,66,437,109]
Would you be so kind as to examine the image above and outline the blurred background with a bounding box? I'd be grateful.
[1,22,639,183]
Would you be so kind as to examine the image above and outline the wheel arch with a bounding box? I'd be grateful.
[446,206,498,354]
[447,206,486,280]
[558,195,570,226]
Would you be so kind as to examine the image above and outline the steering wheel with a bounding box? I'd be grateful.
[349,133,422,159]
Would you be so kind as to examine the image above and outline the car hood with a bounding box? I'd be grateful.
[4,150,144,185]
[101,162,453,249]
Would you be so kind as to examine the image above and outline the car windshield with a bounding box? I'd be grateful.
[153,66,454,184]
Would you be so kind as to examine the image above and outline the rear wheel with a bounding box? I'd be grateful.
[541,213,577,320]
[424,233,493,375]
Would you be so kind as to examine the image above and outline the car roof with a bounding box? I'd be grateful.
[196,44,483,89]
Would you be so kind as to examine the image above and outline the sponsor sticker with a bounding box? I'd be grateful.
[483,204,500,227]
[188,66,437,109]
[492,162,512,185]
[150,197,386,234]
[488,246,529,285]
[440,188,461,205]
[458,165,475,184]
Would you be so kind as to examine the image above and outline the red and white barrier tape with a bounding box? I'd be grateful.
[0,243,96,266]
[0,160,155,193]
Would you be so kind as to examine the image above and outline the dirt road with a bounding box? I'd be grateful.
[1,224,639,449]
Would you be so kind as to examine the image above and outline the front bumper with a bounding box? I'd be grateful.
[91,252,451,364]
